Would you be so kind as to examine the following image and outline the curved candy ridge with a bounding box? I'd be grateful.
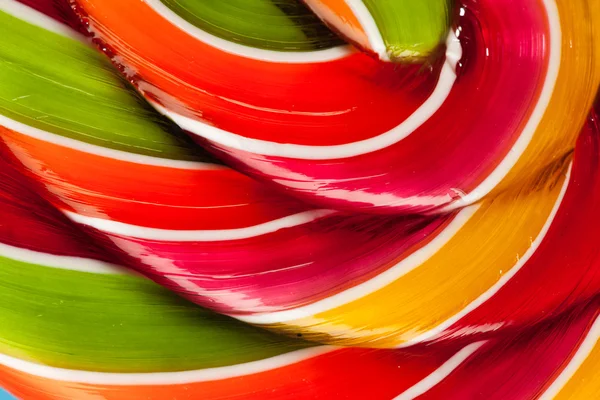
[1,0,600,351]
[0,147,312,374]
[3,293,600,399]
[1,0,600,398]
[0,1,455,342]
[71,0,600,213]
[241,111,600,347]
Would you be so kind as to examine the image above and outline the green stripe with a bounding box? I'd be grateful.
[0,10,206,161]
[160,0,344,51]
[363,0,452,61]
[0,256,309,372]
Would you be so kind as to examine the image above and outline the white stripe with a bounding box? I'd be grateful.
[393,342,485,400]
[143,0,352,64]
[0,114,220,170]
[154,32,461,159]
[397,163,571,348]
[538,315,600,400]
[344,0,389,61]
[0,347,335,384]
[443,0,562,210]
[66,210,336,241]
[235,205,479,324]
[0,242,125,274]
[0,0,86,42]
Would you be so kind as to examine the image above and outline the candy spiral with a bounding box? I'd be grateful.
[72,0,600,215]
[0,0,600,399]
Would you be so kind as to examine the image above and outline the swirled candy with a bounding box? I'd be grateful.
[2,0,600,399]
[1,165,600,400]
[2,0,600,350]
[0,1,451,343]
[0,139,600,397]
[70,0,600,214]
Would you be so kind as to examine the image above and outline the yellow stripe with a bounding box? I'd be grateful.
[270,157,570,347]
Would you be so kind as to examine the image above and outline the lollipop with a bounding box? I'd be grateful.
[0,0,451,344]
[1,168,600,400]
[0,142,320,396]
[0,147,599,398]
[2,0,600,349]
[1,0,600,399]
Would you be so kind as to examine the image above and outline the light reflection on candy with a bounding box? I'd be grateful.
[0,141,317,372]
[72,0,599,214]
[0,0,599,346]
[0,0,456,335]
[1,0,600,399]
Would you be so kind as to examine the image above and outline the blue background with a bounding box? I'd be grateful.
[0,390,15,399]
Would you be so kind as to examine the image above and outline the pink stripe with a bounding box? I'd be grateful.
[95,213,453,313]
[419,303,600,399]
[170,0,549,212]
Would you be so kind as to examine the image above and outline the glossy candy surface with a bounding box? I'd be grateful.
[0,0,600,399]
[71,0,600,215]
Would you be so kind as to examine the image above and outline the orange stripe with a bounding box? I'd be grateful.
[0,126,307,230]
[0,348,453,400]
